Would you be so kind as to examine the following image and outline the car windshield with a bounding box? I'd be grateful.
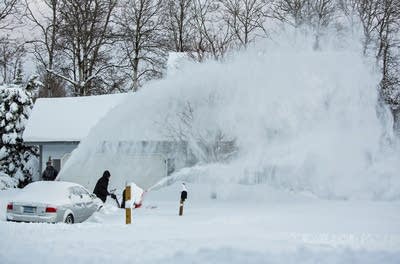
[69,186,91,197]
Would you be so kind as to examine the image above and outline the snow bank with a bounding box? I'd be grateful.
[61,32,400,200]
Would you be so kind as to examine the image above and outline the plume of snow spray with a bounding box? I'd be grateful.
[61,31,400,200]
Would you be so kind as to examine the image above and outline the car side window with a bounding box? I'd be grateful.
[68,186,91,198]
[78,187,90,196]
[69,187,81,197]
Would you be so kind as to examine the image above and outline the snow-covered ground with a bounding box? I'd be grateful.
[1,183,399,263]
[2,31,400,263]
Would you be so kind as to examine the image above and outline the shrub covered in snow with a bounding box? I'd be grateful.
[0,83,39,188]
[0,171,17,190]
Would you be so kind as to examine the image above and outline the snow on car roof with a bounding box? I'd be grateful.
[23,93,127,142]
[13,181,85,205]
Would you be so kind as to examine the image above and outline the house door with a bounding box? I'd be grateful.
[61,153,71,169]
[52,159,61,172]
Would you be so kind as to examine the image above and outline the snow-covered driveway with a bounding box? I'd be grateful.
[1,184,399,263]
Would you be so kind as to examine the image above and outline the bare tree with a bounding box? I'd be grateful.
[353,0,380,55]
[219,0,269,48]
[309,0,336,49]
[50,0,120,96]
[273,0,336,49]
[272,0,311,28]
[191,0,234,60]
[0,36,25,84]
[0,0,19,29]
[337,0,361,35]
[165,0,195,52]
[24,0,65,97]
[343,0,400,133]
[117,0,167,92]
[374,0,400,130]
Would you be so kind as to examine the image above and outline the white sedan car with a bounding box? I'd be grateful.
[6,181,102,224]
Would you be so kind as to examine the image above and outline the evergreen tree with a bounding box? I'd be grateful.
[0,82,39,189]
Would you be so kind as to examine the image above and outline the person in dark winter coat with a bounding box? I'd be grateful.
[93,170,116,203]
[42,159,58,181]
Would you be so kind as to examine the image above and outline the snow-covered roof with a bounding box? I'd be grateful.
[23,93,127,143]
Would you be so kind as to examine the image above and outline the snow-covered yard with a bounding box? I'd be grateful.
[1,183,399,263]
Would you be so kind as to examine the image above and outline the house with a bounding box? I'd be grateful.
[22,93,127,180]
[22,92,194,190]
[22,53,234,190]
[23,52,191,179]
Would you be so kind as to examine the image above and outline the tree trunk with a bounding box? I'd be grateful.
[393,108,400,138]
[132,57,139,92]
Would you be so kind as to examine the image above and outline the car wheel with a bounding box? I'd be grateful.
[65,214,74,224]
